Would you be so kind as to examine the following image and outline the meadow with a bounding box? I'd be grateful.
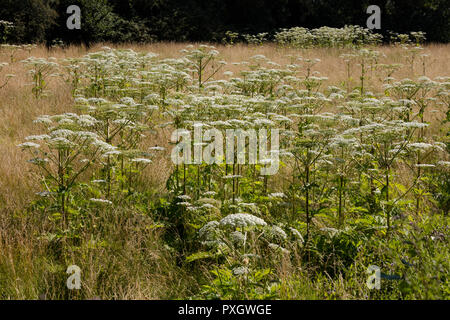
[0,34,449,299]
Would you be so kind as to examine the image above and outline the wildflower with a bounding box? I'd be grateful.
[201,203,215,210]
[408,142,433,150]
[289,228,304,243]
[198,220,220,239]
[222,175,242,179]
[401,122,428,129]
[131,158,152,164]
[149,146,165,151]
[268,192,286,199]
[90,198,113,205]
[103,150,122,156]
[36,191,53,197]
[50,129,74,138]
[232,266,249,276]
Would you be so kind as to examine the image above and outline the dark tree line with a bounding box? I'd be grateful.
[1,0,449,45]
